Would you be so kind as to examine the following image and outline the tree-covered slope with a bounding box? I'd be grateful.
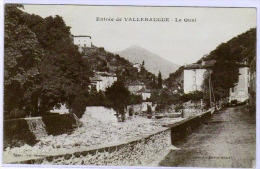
[166,28,256,95]
[4,4,91,117]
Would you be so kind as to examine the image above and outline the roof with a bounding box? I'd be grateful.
[137,87,151,93]
[98,72,117,77]
[90,76,102,81]
[128,81,145,86]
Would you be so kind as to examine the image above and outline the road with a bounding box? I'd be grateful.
[159,105,256,168]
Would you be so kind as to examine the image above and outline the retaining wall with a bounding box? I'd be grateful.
[165,108,214,144]
[8,108,215,165]
[4,114,78,149]
[10,128,172,166]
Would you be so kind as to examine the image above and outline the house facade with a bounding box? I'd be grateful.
[248,56,256,112]
[136,88,151,100]
[127,81,146,94]
[90,72,117,92]
[127,81,151,100]
[73,35,92,53]
[229,67,249,102]
[133,63,142,72]
[183,67,207,93]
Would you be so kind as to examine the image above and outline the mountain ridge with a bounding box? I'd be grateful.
[116,45,180,78]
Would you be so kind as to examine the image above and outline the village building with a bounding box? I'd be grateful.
[183,64,208,94]
[183,60,250,104]
[73,35,92,53]
[136,88,151,100]
[127,81,151,100]
[133,63,142,72]
[90,72,117,92]
[183,60,215,94]
[248,56,256,112]
[229,67,249,103]
[127,81,146,94]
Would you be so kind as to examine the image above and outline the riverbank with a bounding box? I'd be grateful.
[3,112,184,163]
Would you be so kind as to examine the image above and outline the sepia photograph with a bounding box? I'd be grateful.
[2,3,257,168]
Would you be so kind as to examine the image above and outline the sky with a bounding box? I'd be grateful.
[23,5,256,65]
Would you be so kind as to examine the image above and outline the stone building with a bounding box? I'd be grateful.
[90,72,117,92]
[133,63,142,72]
[73,35,92,53]
[183,61,215,94]
[183,64,208,94]
[127,81,146,94]
[229,67,249,102]
[248,56,256,112]
[136,88,151,100]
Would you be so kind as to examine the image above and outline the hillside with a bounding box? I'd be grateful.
[197,28,256,64]
[116,45,180,79]
[166,28,256,90]
[83,46,155,88]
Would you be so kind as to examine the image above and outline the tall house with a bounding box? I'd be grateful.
[229,67,249,102]
[90,72,117,92]
[73,35,92,53]
[183,61,215,94]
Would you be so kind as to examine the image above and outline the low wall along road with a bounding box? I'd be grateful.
[7,108,215,166]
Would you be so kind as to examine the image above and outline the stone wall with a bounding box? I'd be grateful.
[13,128,172,166]
[4,114,78,149]
[10,108,215,166]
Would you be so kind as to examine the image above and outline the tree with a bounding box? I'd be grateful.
[152,74,157,89]
[4,4,43,115]
[105,81,130,122]
[4,5,92,116]
[142,60,145,66]
[157,71,162,89]
[181,91,203,103]
[152,88,181,112]
[202,44,240,101]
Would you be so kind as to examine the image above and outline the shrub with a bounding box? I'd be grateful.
[42,114,77,136]
[129,107,134,116]
[4,119,37,149]
[147,105,152,115]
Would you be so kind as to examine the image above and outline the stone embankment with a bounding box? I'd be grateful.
[5,108,215,166]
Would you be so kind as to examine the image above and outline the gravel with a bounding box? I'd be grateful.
[4,113,184,159]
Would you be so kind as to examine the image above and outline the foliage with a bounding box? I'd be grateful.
[4,118,38,148]
[167,28,256,98]
[128,94,142,105]
[181,91,203,102]
[146,105,152,115]
[105,81,130,120]
[83,46,155,89]
[165,66,184,92]
[151,88,181,111]
[42,114,78,136]
[4,4,91,116]
[157,71,162,89]
[174,104,183,112]
[129,107,134,116]
[200,28,255,101]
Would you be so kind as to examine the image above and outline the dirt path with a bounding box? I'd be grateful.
[159,105,256,168]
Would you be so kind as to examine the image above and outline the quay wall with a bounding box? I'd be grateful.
[4,114,78,149]
[9,108,215,166]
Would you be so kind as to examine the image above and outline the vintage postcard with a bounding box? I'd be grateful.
[2,4,257,168]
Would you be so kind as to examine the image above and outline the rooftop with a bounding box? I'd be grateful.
[128,81,145,86]
[137,87,151,93]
